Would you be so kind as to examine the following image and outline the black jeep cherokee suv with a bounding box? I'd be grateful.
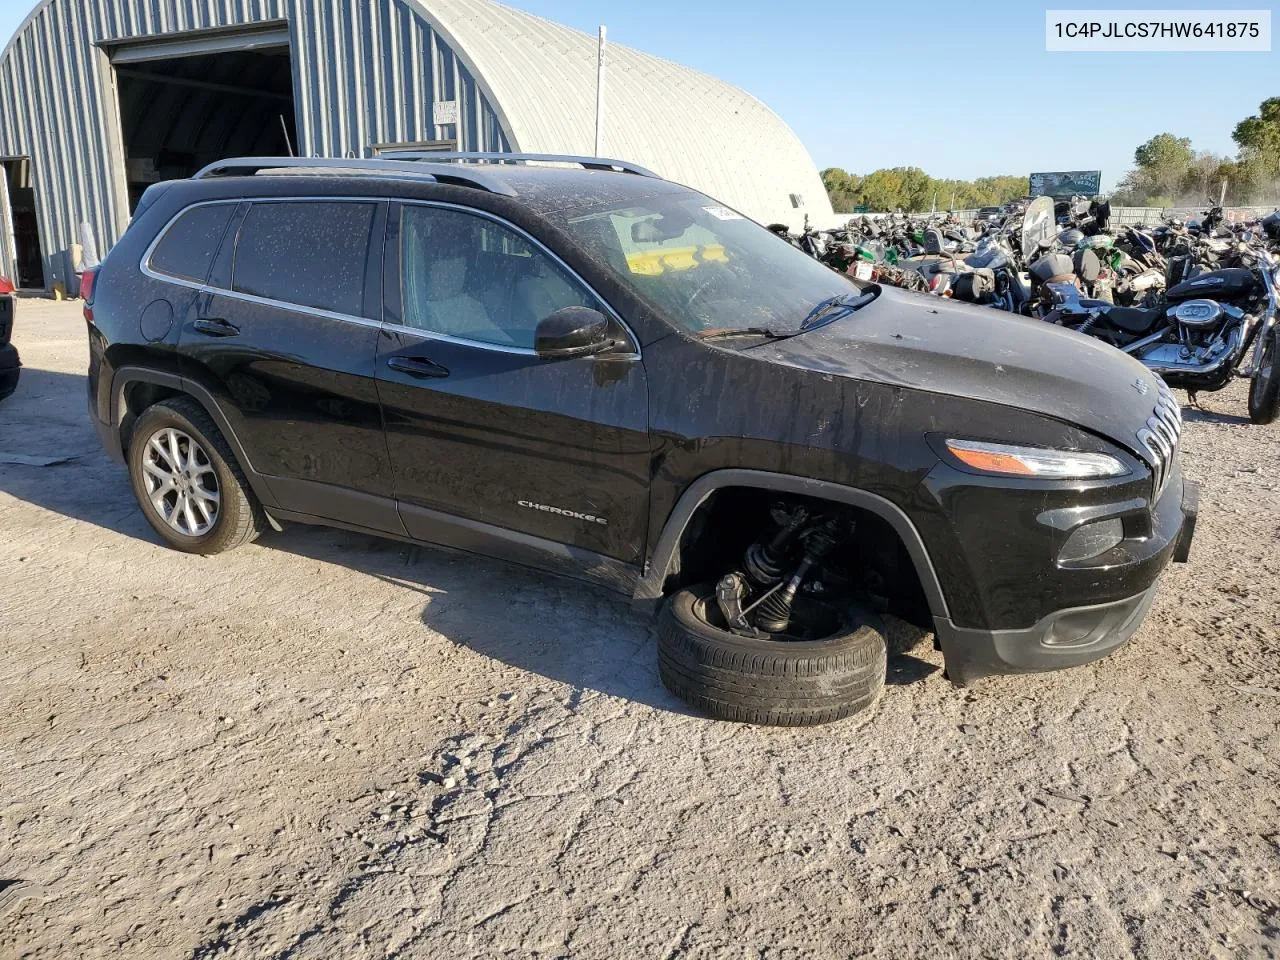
[86,154,1197,725]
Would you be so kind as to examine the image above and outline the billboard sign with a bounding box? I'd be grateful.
[1029,170,1103,198]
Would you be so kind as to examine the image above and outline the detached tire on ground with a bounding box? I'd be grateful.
[658,583,887,726]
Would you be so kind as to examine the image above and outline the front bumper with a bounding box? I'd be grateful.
[937,478,1200,686]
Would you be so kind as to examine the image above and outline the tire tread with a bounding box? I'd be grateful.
[657,584,887,727]
[1248,331,1280,425]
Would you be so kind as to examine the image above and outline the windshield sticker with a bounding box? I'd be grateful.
[702,205,743,221]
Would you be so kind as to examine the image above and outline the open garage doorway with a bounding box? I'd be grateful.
[1,157,46,289]
[109,25,298,211]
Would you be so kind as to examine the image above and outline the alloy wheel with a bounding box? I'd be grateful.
[140,427,220,536]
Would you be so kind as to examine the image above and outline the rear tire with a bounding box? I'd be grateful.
[1248,329,1280,425]
[657,583,887,726]
[0,368,17,401]
[127,396,264,554]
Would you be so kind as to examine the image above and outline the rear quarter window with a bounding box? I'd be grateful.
[148,203,236,283]
[232,201,377,317]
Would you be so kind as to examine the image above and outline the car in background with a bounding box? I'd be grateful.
[975,206,1004,223]
[0,275,18,400]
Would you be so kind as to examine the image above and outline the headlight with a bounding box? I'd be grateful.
[945,439,1129,479]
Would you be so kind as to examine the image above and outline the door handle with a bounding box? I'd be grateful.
[193,317,240,338]
[386,355,450,379]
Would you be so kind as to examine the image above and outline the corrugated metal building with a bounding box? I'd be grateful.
[0,0,832,291]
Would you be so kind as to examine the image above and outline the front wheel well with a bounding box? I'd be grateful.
[657,486,934,631]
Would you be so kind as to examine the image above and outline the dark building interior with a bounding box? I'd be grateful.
[115,46,298,211]
[2,157,45,288]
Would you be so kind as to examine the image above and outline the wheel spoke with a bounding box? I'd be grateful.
[167,430,185,473]
[192,492,215,524]
[149,435,176,470]
[181,496,200,534]
[151,490,173,520]
[176,505,194,533]
[142,459,172,484]
[193,485,219,507]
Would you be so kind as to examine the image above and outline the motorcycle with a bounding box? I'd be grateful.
[1042,247,1280,423]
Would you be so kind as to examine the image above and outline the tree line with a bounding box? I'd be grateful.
[1113,97,1279,207]
[822,96,1279,213]
[820,167,1027,214]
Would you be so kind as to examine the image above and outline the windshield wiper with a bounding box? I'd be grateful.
[697,291,880,345]
[797,290,879,331]
[697,327,786,341]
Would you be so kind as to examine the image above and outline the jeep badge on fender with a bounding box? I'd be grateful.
[518,500,609,526]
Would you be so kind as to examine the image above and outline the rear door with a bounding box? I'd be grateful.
[375,201,650,564]
[177,197,401,532]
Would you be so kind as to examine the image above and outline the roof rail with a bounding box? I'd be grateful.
[379,150,660,179]
[190,156,519,197]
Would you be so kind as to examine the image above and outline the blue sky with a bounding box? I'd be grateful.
[0,0,1273,189]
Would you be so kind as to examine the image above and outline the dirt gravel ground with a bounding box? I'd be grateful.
[1,298,1278,959]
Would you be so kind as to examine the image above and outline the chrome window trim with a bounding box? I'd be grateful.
[395,199,641,360]
[138,195,641,360]
[379,319,537,356]
[207,286,384,329]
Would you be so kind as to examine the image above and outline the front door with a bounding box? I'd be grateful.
[375,201,650,565]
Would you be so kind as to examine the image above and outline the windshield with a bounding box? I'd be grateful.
[559,193,867,336]
[1021,196,1056,260]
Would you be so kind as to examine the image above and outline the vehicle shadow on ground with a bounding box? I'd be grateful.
[886,652,939,686]
[1181,403,1250,426]
[3,367,940,713]
[262,524,704,716]
[0,367,161,542]
[267,525,944,708]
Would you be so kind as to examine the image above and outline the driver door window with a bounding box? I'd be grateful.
[400,205,600,349]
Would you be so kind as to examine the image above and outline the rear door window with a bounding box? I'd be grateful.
[233,201,378,317]
[149,203,236,283]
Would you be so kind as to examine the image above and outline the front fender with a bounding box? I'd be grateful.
[632,468,950,624]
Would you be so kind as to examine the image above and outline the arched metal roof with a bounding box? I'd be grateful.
[418,0,833,228]
[0,0,829,289]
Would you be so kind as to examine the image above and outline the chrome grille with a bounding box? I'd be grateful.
[1136,381,1182,499]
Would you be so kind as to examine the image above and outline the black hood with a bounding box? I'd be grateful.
[756,286,1161,454]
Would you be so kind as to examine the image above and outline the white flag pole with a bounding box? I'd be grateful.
[595,26,607,157]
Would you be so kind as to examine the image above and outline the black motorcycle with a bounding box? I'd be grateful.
[1042,249,1280,423]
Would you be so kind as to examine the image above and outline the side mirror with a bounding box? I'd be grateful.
[534,306,613,360]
